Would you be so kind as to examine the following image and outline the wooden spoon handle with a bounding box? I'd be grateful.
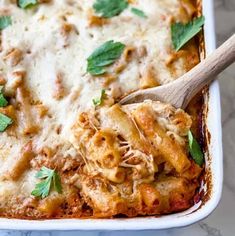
[178,33,235,108]
[120,34,235,108]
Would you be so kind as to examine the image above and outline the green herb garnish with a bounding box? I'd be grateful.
[93,89,106,106]
[0,86,8,107]
[0,113,13,132]
[31,167,62,199]
[87,40,125,76]
[188,130,204,166]
[0,16,12,30]
[93,0,128,18]
[171,16,205,51]
[131,8,147,18]
[18,0,38,9]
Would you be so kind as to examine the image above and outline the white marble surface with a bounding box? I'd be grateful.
[1,0,235,235]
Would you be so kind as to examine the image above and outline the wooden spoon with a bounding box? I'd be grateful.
[120,34,235,109]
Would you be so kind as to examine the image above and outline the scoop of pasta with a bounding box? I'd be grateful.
[71,101,201,217]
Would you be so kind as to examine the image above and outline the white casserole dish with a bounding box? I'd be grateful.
[0,0,223,230]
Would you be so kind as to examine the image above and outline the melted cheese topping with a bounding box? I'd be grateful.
[0,0,201,218]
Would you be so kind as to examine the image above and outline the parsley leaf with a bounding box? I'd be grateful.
[53,171,62,193]
[88,67,106,76]
[0,94,7,107]
[93,89,106,106]
[87,40,125,76]
[93,0,128,18]
[0,16,12,30]
[131,8,147,18]
[18,0,38,9]
[188,130,204,166]
[0,113,13,132]
[31,167,62,199]
[171,16,205,51]
[0,86,8,107]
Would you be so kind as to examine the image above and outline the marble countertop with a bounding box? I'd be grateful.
[1,0,235,235]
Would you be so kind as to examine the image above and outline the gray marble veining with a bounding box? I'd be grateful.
[1,0,235,235]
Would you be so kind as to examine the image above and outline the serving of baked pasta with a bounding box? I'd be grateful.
[0,0,206,219]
